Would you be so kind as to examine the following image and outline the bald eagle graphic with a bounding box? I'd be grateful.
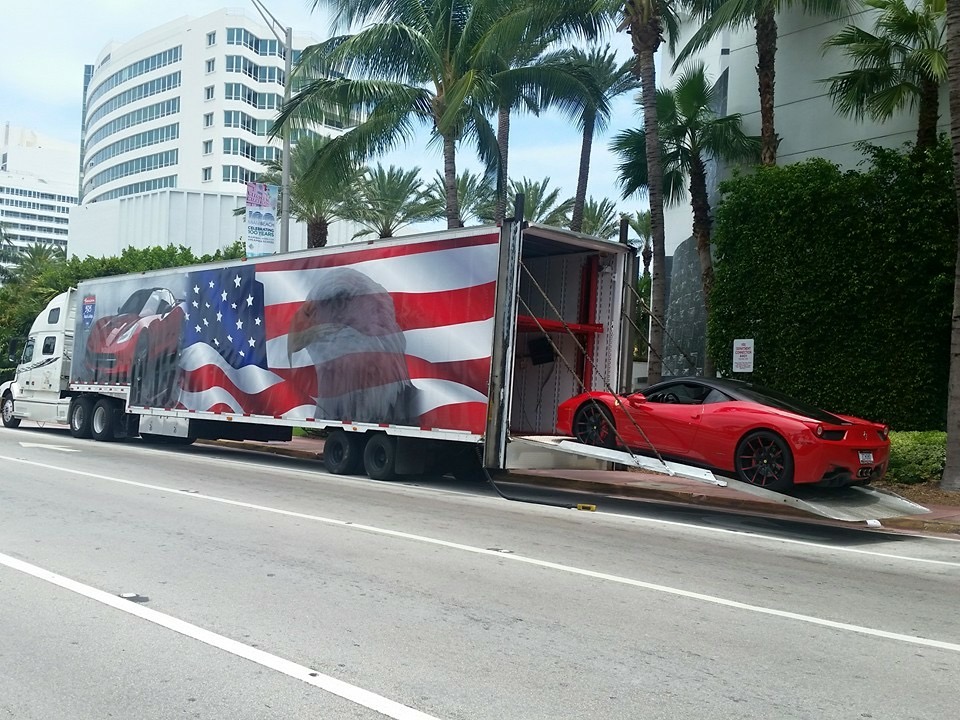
[287,267,416,424]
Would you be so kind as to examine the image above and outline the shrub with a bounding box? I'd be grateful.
[0,367,14,385]
[708,140,955,430]
[885,431,946,485]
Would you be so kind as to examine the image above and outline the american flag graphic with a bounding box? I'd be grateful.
[175,232,500,434]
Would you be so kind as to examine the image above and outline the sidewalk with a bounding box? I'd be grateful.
[203,433,960,535]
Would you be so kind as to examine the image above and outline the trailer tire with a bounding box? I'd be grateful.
[363,434,397,481]
[1,393,20,429]
[323,429,361,475]
[69,397,94,438]
[91,399,119,442]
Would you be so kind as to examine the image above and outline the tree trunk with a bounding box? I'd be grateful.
[917,75,941,152]
[689,154,715,378]
[307,217,328,249]
[570,110,596,233]
[755,6,778,166]
[495,103,511,224]
[940,0,960,491]
[442,131,461,229]
[629,12,665,385]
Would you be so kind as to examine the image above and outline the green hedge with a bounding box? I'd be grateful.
[708,141,955,430]
[886,431,946,485]
[0,367,13,385]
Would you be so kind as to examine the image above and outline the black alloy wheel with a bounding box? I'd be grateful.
[734,430,794,492]
[572,403,617,449]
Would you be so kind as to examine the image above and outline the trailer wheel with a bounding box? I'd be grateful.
[323,429,362,474]
[91,399,119,442]
[363,434,397,481]
[1,394,20,429]
[69,397,94,438]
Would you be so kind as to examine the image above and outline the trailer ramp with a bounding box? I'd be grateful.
[507,435,725,486]
[725,479,930,522]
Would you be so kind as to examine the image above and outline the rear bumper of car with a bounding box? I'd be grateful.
[794,442,891,486]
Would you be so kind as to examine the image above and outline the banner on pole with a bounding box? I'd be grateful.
[245,182,278,257]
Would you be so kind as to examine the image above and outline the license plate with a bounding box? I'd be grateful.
[858,451,874,464]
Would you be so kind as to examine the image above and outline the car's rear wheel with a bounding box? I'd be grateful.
[69,397,94,438]
[2,394,20,429]
[735,430,794,492]
[323,429,362,475]
[572,402,617,449]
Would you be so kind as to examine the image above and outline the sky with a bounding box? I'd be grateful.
[0,0,649,228]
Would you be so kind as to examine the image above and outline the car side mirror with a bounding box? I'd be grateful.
[628,394,647,408]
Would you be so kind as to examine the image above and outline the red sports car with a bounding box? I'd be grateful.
[556,378,890,491]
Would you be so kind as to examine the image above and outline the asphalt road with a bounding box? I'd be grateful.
[1,424,958,720]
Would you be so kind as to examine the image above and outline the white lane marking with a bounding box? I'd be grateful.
[0,551,441,720]
[2,455,960,654]
[18,442,79,452]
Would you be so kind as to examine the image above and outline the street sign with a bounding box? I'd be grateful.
[732,338,754,373]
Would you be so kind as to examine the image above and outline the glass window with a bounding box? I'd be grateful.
[206,58,215,73]
[206,31,216,46]
[47,307,61,325]
[21,337,35,364]
[203,113,214,128]
[205,85,214,100]
[202,167,212,181]
[202,139,213,155]
[42,336,56,355]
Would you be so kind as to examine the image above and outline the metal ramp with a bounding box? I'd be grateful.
[507,435,725,486]
[725,478,931,522]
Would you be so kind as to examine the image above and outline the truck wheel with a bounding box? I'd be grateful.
[1,394,20,428]
[91,399,119,442]
[69,397,94,438]
[363,434,397,481]
[323,429,361,474]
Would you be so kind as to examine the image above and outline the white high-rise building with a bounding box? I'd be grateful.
[70,8,355,258]
[0,124,80,255]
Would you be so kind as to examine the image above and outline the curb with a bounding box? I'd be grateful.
[202,439,960,534]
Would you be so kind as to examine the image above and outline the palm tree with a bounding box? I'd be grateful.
[612,63,760,375]
[427,170,496,226]
[822,0,947,151]
[678,0,851,166]
[627,209,653,277]
[579,197,621,239]
[342,164,444,239]
[545,46,639,233]
[260,135,355,248]
[940,0,960,491]
[2,242,66,286]
[284,0,606,229]
[621,0,681,384]
[508,177,574,225]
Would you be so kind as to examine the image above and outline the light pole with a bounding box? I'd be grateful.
[250,0,292,254]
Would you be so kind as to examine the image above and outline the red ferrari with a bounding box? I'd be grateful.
[556,378,890,491]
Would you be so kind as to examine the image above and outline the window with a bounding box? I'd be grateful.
[206,31,216,46]
[202,139,213,155]
[42,337,56,355]
[205,85,214,100]
[21,337,35,364]
[206,58,215,73]
[203,113,214,128]
[47,307,61,325]
[202,167,212,182]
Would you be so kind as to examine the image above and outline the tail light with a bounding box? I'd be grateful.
[877,426,889,441]
[815,424,824,437]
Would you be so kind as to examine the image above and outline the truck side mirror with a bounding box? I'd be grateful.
[7,338,19,364]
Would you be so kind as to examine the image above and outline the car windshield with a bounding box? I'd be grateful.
[118,289,156,315]
[735,383,847,424]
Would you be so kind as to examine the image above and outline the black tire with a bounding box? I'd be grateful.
[572,402,617,449]
[1,394,20,429]
[69,397,94,438]
[323,429,362,474]
[734,430,794,492]
[91,399,119,442]
[363,433,397,481]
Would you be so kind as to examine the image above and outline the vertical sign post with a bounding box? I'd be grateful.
[245,182,278,257]
[732,338,755,373]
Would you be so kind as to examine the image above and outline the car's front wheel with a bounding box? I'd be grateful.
[1,394,20,429]
[734,430,794,492]
[572,402,617,449]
